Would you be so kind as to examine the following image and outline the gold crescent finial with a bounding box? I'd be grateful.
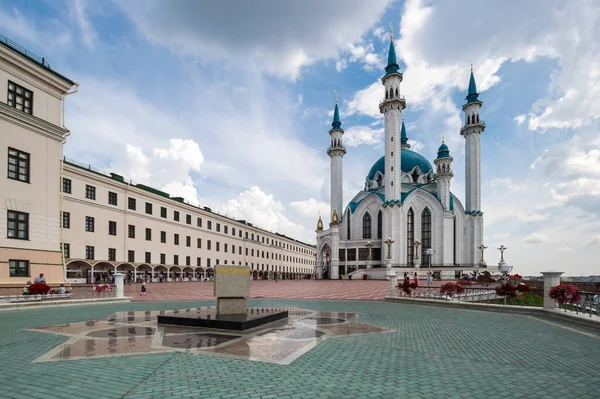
[334,89,338,104]
[389,22,394,40]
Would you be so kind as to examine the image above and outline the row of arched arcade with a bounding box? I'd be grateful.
[65,259,314,284]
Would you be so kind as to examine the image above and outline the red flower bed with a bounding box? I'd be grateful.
[517,283,529,293]
[495,282,518,298]
[457,279,472,286]
[440,282,464,297]
[549,284,581,305]
[28,282,51,295]
[93,284,112,293]
[509,274,523,281]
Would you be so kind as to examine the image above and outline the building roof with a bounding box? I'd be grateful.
[385,39,399,75]
[437,143,450,159]
[367,149,433,180]
[0,33,74,85]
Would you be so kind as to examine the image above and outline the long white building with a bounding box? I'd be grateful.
[0,34,315,288]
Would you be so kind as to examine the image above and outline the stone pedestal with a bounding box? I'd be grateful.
[366,260,372,269]
[413,259,421,269]
[541,271,563,309]
[114,273,125,298]
[386,259,397,295]
[214,265,250,315]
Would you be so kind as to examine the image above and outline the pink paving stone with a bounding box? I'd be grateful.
[124,280,445,302]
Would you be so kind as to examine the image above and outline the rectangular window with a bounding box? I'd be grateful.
[186,256,190,266]
[62,243,70,259]
[216,259,220,265]
[128,250,135,262]
[9,259,29,277]
[216,223,221,232]
[108,191,117,205]
[62,178,71,193]
[145,228,152,241]
[251,249,254,256]
[196,257,201,267]
[145,252,151,263]
[239,230,242,238]
[232,245,235,254]
[232,227,236,236]
[161,207,167,218]
[173,255,179,265]
[197,217,202,228]
[145,202,153,215]
[85,216,95,233]
[197,238,201,249]
[86,246,95,260]
[245,248,248,256]
[206,258,211,268]
[128,197,136,210]
[207,240,212,250]
[224,260,228,265]
[216,242,220,252]
[161,231,166,243]
[62,211,70,229]
[108,248,116,261]
[128,224,135,238]
[224,226,228,234]
[85,185,96,200]
[109,221,117,236]
[224,243,228,253]
[186,236,191,247]
[207,221,212,230]
[174,233,179,245]
[160,253,166,264]
[186,214,191,225]
[174,211,180,221]
[7,81,33,114]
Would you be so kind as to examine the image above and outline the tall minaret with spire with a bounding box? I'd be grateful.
[434,135,453,211]
[328,91,346,222]
[400,115,410,149]
[379,23,406,203]
[460,65,485,265]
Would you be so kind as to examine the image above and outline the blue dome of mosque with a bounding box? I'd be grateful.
[367,149,433,180]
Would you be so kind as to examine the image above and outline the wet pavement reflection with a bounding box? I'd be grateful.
[27,307,393,365]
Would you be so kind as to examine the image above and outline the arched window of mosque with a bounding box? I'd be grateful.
[476,114,479,123]
[391,181,393,186]
[386,90,388,99]
[362,213,372,239]
[412,170,419,183]
[407,208,414,266]
[346,211,351,240]
[391,137,393,141]
[377,210,382,239]
[391,166,393,172]
[421,208,431,263]
[395,88,399,97]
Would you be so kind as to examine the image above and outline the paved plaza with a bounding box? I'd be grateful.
[1,287,599,399]
[123,280,399,302]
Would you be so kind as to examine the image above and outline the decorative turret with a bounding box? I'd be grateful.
[385,34,400,75]
[400,116,410,149]
[466,64,479,104]
[316,215,323,231]
[331,209,339,225]
[434,135,453,211]
[328,91,346,222]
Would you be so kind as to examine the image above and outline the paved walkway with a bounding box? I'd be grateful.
[124,280,440,301]
[1,298,599,398]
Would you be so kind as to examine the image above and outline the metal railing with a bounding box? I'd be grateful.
[0,285,116,304]
[0,33,51,68]
[556,291,600,318]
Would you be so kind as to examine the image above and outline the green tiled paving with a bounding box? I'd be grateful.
[1,299,599,399]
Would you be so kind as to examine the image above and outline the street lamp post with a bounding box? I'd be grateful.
[383,237,397,296]
[425,248,435,296]
[365,241,373,270]
[498,262,513,306]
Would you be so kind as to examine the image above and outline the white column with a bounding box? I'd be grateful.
[386,257,397,296]
[114,273,125,298]
[541,271,563,309]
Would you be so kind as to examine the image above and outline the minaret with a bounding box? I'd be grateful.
[460,65,485,266]
[460,65,485,212]
[328,92,346,220]
[400,116,410,149]
[379,24,406,203]
[434,136,453,210]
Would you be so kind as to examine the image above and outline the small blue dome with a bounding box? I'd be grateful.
[367,149,433,180]
[437,143,450,158]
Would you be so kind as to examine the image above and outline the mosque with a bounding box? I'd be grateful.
[315,33,486,280]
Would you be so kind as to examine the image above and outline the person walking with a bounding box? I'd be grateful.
[140,282,147,296]
[413,272,419,287]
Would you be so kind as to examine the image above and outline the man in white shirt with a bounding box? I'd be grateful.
[34,273,46,283]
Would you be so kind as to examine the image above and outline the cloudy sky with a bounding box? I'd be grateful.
[3,0,599,276]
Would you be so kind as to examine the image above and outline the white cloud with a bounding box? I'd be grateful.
[515,211,550,222]
[586,236,600,246]
[219,186,313,242]
[69,0,96,48]
[407,140,424,152]
[343,126,384,147]
[556,246,575,253]
[514,114,527,125]
[490,178,526,192]
[523,233,550,244]
[117,0,394,80]
[289,198,330,219]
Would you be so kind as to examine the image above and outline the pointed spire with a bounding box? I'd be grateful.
[331,209,339,225]
[316,214,323,231]
[466,65,479,103]
[401,114,410,149]
[385,23,399,75]
[331,90,341,129]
